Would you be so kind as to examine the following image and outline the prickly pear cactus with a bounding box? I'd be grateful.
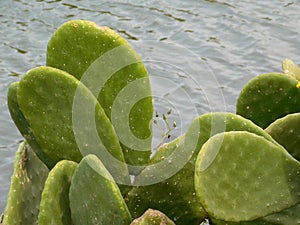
[126,112,277,225]
[195,131,300,222]
[7,81,55,168]
[236,73,300,128]
[2,141,49,225]
[5,19,300,225]
[17,66,129,184]
[265,112,300,161]
[38,160,78,225]
[69,154,132,225]
[130,209,175,225]
[282,58,300,81]
[47,20,153,173]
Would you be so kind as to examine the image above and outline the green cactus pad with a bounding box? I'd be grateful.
[282,58,300,81]
[7,81,55,168]
[46,20,153,172]
[210,203,300,225]
[126,112,276,225]
[195,131,300,222]
[209,217,270,225]
[265,112,300,161]
[262,203,300,225]
[183,112,279,164]
[17,66,129,184]
[236,73,300,128]
[130,209,175,225]
[17,66,82,163]
[2,141,49,225]
[69,154,132,225]
[38,160,78,225]
[126,135,206,225]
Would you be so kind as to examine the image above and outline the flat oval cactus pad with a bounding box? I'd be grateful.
[69,154,131,225]
[265,112,300,161]
[47,20,153,172]
[2,142,49,225]
[7,81,55,168]
[17,66,129,184]
[38,160,78,225]
[236,73,300,128]
[195,131,300,222]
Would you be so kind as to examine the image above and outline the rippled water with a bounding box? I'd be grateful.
[0,0,299,220]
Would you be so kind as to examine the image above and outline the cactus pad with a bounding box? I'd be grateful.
[262,203,300,225]
[126,112,276,225]
[211,204,300,225]
[2,142,49,225]
[47,20,153,172]
[236,73,300,128]
[265,112,300,161]
[130,209,175,225]
[38,160,78,225]
[183,112,279,164]
[7,81,55,168]
[69,154,132,225]
[195,131,300,222]
[17,66,129,183]
[126,135,207,225]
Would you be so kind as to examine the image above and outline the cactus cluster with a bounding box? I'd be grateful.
[1,20,299,225]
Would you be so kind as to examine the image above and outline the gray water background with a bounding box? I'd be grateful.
[0,0,299,218]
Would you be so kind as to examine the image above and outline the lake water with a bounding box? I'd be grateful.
[0,0,299,222]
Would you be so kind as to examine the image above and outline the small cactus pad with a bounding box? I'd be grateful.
[47,20,153,172]
[265,112,300,161]
[38,160,78,225]
[2,141,49,225]
[236,73,300,128]
[195,131,300,222]
[7,81,55,168]
[17,66,129,183]
[282,58,300,81]
[126,112,275,225]
[69,154,132,225]
[130,209,175,225]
